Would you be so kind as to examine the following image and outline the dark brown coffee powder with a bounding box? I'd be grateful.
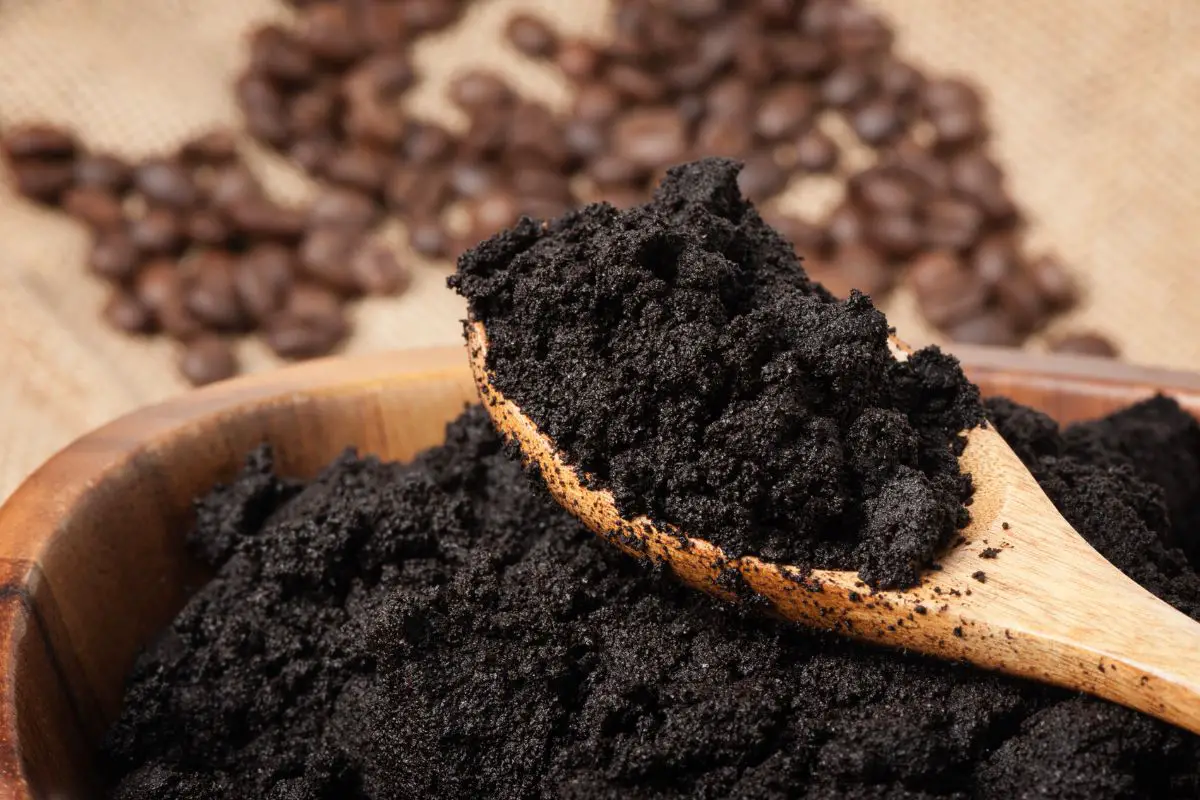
[451,157,983,588]
[103,396,1200,798]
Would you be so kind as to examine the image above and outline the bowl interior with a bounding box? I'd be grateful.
[4,345,1200,798]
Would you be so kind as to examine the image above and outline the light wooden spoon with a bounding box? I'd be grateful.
[466,319,1200,734]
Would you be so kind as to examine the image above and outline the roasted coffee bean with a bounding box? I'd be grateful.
[924,197,984,251]
[821,63,874,108]
[829,242,893,298]
[1048,332,1119,358]
[137,261,203,340]
[404,122,455,165]
[852,167,918,213]
[180,129,239,166]
[948,150,1014,221]
[224,197,307,240]
[611,108,688,169]
[512,168,572,203]
[572,83,622,125]
[867,211,922,258]
[178,335,238,386]
[289,136,337,175]
[448,162,500,200]
[795,128,838,173]
[350,242,410,295]
[851,97,903,145]
[879,58,923,101]
[1027,254,1078,310]
[588,154,644,188]
[236,244,295,322]
[408,217,450,259]
[507,103,573,168]
[971,233,1019,286]
[264,283,349,359]
[994,270,1047,334]
[557,38,601,81]
[89,230,141,281]
[769,34,830,78]
[764,213,830,258]
[62,187,124,230]
[468,191,521,235]
[184,251,245,330]
[755,84,818,141]
[400,0,461,33]
[1,123,77,160]
[309,187,378,231]
[299,227,361,293]
[737,154,787,201]
[129,208,184,254]
[909,250,988,329]
[289,82,343,138]
[832,3,893,58]
[248,25,314,83]
[882,138,950,194]
[563,120,607,161]
[449,70,514,112]
[706,77,755,120]
[695,114,754,159]
[74,153,132,193]
[296,2,360,63]
[945,310,1021,347]
[235,74,290,147]
[606,63,666,104]
[342,56,411,145]
[204,165,263,209]
[922,78,986,147]
[102,288,155,334]
[506,13,558,58]
[134,158,198,209]
[386,167,451,216]
[826,202,865,247]
[187,210,231,246]
[325,146,392,194]
[11,160,75,203]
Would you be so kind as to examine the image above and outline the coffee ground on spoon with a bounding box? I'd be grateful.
[103,396,1200,798]
[451,157,983,588]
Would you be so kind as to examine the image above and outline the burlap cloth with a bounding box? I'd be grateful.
[0,0,1197,498]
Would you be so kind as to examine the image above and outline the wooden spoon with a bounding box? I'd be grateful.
[466,320,1200,734]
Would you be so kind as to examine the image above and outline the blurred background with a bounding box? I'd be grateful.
[0,0,1198,498]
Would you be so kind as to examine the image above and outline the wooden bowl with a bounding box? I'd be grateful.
[2,345,1200,798]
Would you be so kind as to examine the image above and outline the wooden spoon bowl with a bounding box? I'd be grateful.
[1,345,1199,797]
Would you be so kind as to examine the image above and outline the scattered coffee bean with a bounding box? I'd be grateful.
[180,130,239,165]
[910,250,988,329]
[10,160,75,203]
[101,288,155,335]
[1048,332,1119,358]
[1027,254,1078,311]
[506,13,558,58]
[178,334,238,386]
[184,251,246,330]
[134,158,198,209]
[1,123,77,160]
[408,217,450,259]
[186,210,231,246]
[755,83,818,141]
[88,230,141,282]
[795,128,838,173]
[62,186,124,230]
[236,244,295,322]
[612,108,688,169]
[299,226,361,294]
[264,283,349,359]
[224,197,307,240]
[129,208,184,254]
[74,153,132,193]
[556,38,601,81]
[350,242,410,295]
[308,187,378,231]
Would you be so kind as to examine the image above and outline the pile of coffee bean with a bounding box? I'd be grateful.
[1,0,1116,387]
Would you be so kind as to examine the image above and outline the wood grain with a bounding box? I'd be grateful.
[1,344,1200,796]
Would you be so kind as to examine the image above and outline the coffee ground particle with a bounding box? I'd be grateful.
[104,395,1200,799]
[980,547,1000,559]
[451,158,983,588]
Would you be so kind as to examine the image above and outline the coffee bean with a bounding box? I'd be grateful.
[404,122,455,165]
[325,146,392,194]
[607,64,666,104]
[134,158,198,209]
[695,114,753,159]
[178,334,238,386]
[564,120,607,161]
[922,79,986,147]
[832,3,893,59]
[795,128,838,173]
[449,162,500,200]
[507,102,573,168]
[611,108,688,170]
[506,13,558,58]
[89,230,140,282]
[309,187,378,231]
[945,310,1020,347]
[948,150,1015,222]
[408,218,450,259]
[572,83,622,125]
[137,261,203,341]
[512,168,572,203]
[769,34,830,78]
[248,25,314,83]
[354,0,408,50]
[350,242,410,295]
[924,197,984,251]
[342,55,412,145]
[821,64,874,108]
[225,197,307,240]
[74,153,132,193]
[187,210,231,246]
[102,288,155,334]
[851,97,903,145]
[289,136,337,175]
[11,160,75,203]
[204,165,264,210]
[129,208,184,254]
[706,77,755,120]
[180,129,239,166]
[879,58,924,101]
[868,211,922,258]
[737,154,788,201]
[264,282,349,359]
[1048,333,1119,358]
[993,270,1047,335]
[236,244,295,322]
[881,138,951,195]
[296,2,360,63]
[971,233,1018,287]
[1,123,77,160]
[449,70,514,112]
[386,167,451,216]
[852,167,918,214]
[557,38,601,81]
[235,74,290,147]
[755,84,818,141]
[400,0,461,33]
[1027,254,1078,311]
[764,213,830,258]
[909,250,988,329]
[62,187,125,230]
[290,82,343,139]
[826,202,865,247]
[299,226,362,294]
[588,154,644,188]
[184,251,246,330]
[830,242,893,298]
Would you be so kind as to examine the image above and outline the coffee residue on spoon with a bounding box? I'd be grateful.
[451,157,983,588]
[104,397,1200,798]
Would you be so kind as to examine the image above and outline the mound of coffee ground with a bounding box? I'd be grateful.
[104,397,1200,799]
[450,157,983,588]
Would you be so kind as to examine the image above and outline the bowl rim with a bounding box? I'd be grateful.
[2,343,1200,794]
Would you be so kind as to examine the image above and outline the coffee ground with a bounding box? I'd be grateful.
[451,157,983,588]
[104,396,1200,799]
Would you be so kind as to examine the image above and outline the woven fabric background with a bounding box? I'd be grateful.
[0,0,1197,498]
